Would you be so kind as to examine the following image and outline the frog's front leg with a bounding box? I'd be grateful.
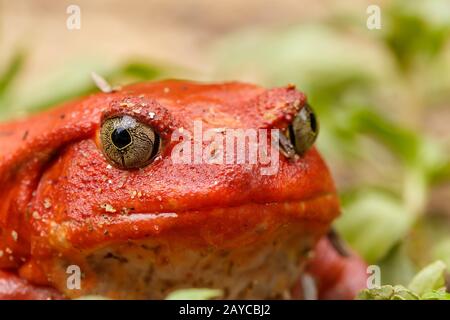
[0,270,63,300]
[304,234,368,300]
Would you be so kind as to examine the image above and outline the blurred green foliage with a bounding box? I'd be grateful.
[359,260,450,300]
[0,50,26,98]
[0,56,175,119]
[385,0,450,70]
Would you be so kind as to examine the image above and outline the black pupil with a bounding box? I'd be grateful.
[111,127,132,149]
[309,113,317,133]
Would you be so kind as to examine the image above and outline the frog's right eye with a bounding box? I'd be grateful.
[280,104,319,157]
[100,115,161,169]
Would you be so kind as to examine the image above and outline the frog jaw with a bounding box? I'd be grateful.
[46,193,338,248]
[30,193,339,299]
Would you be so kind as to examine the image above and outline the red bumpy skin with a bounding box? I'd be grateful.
[0,80,367,299]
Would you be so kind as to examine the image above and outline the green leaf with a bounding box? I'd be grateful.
[115,61,165,80]
[357,285,419,300]
[384,0,450,70]
[357,286,450,300]
[350,108,448,176]
[432,239,450,269]
[421,290,450,300]
[336,190,413,263]
[0,50,26,97]
[408,260,447,295]
[355,260,450,300]
[165,288,223,300]
[377,243,417,286]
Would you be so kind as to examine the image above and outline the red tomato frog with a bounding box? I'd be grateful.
[0,80,367,299]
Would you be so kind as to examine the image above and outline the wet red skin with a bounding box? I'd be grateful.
[0,80,367,299]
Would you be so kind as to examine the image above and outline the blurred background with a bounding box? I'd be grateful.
[1,0,450,297]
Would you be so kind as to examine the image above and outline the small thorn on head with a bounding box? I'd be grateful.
[91,72,114,93]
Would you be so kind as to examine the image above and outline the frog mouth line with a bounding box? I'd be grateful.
[120,212,179,221]
[47,193,340,251]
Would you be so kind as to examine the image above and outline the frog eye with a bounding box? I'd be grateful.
[100,115,161,169]
[286,104,319,156]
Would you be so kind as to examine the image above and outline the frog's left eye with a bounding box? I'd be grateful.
[100,115,160,169]
[286,104,319,156]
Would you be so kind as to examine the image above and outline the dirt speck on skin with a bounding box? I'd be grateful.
[32,211,41,220]
[11,230,18,242]
[43,198,52,209]
[100,203,117,213]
